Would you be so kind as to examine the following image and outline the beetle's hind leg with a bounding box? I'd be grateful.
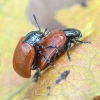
[38,50,51,63]
[37,44,58,64]
[50,49,59,66]
[35,45,51,63]
[37,44,58,49]
[32,68,41,82]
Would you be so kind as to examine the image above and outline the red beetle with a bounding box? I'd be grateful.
[13,15,57,78]
[36,29,66,71]
[13,14,90,80]
[33,28,90,80]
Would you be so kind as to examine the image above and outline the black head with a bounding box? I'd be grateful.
[24,14,45,46]
[63,28,82,39]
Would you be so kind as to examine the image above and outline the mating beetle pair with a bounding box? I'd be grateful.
[13,14,90,78]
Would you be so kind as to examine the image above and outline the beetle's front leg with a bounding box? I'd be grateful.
[71,39,91,44]
[70,39,91,48]
[66,40,71,61]
[44,29,51,37]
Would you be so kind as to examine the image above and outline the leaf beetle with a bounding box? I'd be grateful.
[13,15,57,78]
[13,14,90,80]
[34,28,90,79]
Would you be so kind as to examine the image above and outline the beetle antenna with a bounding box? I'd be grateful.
[33,14,41,31]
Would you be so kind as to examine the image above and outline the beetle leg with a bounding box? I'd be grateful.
[70,38,91,43]
[32,71,39,82]
[35,46,51,63]
[31,62,36,70]
[75,39,91,44]
[36,44,58,65]
[37,44,59,65]
[31,57,37,70]
[71,40,77,48]
[44,28,48,34]
[66,40,71,61]
[38,50,51,63]
[50,49,59,66]
[37,44,58,49]
[44,29,51,37]
[37,68,41,76]
[70,38,90,48]
[32,68,41,82]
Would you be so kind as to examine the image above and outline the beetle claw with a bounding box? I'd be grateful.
[32,72,39,82]
[50,62,54,67]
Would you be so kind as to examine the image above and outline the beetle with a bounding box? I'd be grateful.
[13,14,57,78]
[33,28,90,79]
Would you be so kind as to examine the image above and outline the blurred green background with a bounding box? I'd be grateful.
[0,0,35,100]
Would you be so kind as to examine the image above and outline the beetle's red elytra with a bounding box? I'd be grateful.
[36,30,66,70]
[13,37,35,78]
